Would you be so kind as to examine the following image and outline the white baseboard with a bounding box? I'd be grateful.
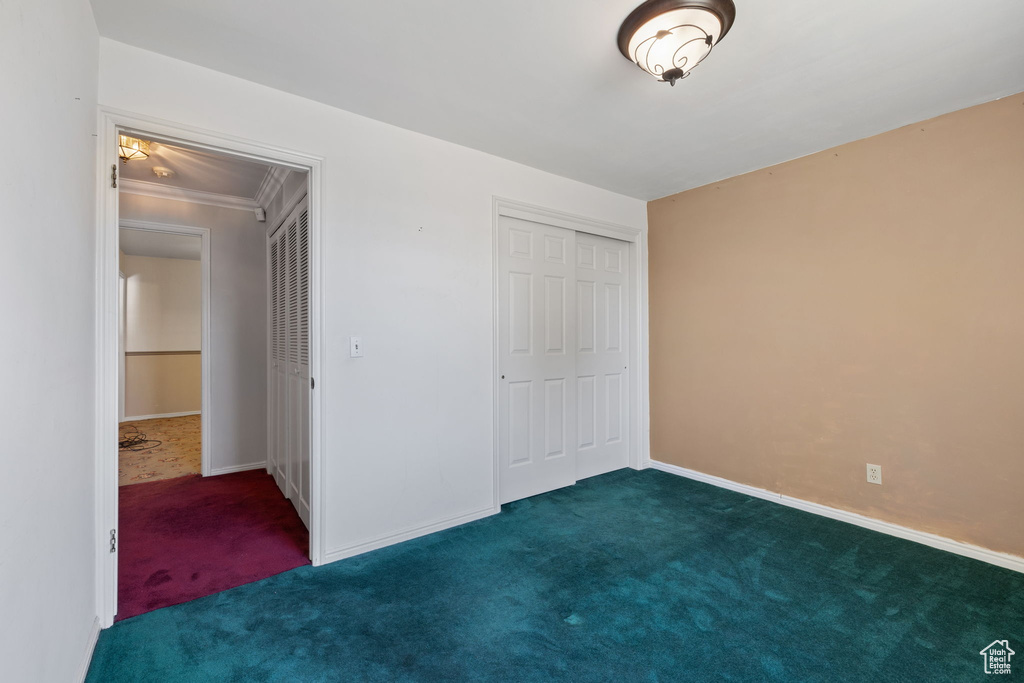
[209,462,266,476]
[75,617,100,683]
[323,505,500,565]
[648,460,1024,575]
[122,410,200,422]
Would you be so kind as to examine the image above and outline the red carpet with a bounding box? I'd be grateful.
[118,470,309,621]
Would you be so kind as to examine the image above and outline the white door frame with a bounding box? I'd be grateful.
[491,197,649,507]
[118,272,126,423]
[119,221,212,476]
[95,108,326,628]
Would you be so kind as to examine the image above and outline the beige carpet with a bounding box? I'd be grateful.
[119,415,201,486]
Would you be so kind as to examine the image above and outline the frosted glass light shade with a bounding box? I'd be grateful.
[118,135,151,163]
[618,0,736,85]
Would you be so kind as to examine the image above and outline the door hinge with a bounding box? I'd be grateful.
[111,164,117,189]
[109,529,117,553]
[310,377,315,390]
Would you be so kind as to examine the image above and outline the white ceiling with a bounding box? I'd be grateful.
[119,140,274,200]
[91,0,1024,200]
[120,228,201,261]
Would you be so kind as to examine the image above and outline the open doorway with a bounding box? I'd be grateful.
[118,226,206,485]
[99,123,320,624]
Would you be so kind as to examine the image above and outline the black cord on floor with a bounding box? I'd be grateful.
[119,424,163,452]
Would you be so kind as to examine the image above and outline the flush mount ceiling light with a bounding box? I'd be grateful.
[118,135,151,164]
[618,0,736,86]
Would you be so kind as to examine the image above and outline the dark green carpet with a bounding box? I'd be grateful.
[88,469,1023,682]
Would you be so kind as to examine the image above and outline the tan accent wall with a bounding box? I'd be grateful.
[125,353,201,418]
[648,93,1024,557]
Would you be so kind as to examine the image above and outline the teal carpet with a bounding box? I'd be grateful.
[88,469,1023,682]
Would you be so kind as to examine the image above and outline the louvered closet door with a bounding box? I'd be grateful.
[293,206,310,528]
[268,198,310,529]
[270,221,292,498]
[269,235,284,491]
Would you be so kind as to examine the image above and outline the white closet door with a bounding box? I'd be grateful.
[271,227,291,493]
[267,198,310,529]
[293,206,311,528]
[498,216,578,504]
[268,235,284,489]
[575,233,630,480]
[285,218,300,506]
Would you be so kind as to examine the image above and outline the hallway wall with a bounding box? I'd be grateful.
[123,254,202,353]
[124,354,202,419]
[120,194,269,474]
[123,253,202,418]
[0,0,101,680]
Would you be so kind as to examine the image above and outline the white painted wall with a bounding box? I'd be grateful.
[124,254,202,352]
[0,0,100,680]
[120,194,268,472]
[122,253,202,419]
[99,39,648,560]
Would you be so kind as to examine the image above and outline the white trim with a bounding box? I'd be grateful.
[491,201,501,511]
[96,107,326,628]
[323,507,498,564]
[648,460,1024,574]
[265,216,273,495]
[254,166,290,210]
[74,617,100,683]
[210,462,267,476]
[495,199,643,243]
[120,220,212,478]
[491,198,648,510]
[95,116,120,631]
[308,145,327,571]
[122,410,201,422]
[266,181,308,236]
[648,461,779,502]
[119,178,259,211]
[118,274,126,422]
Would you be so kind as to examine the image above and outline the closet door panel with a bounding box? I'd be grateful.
[271,230,290,494]
[266,198,311,529]
[574,233,630,481]
[268,237,281,487]
[498,216,578,504]
[295,207,311,527]
[284,218,300,507]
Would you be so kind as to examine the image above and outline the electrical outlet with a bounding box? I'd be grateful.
[867,464,882,485]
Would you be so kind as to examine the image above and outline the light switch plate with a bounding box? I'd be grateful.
[350,336,363,358]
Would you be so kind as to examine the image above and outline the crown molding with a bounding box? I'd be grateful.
[266,180,309,234]
[254,166,290,209]
[119,178,259,212]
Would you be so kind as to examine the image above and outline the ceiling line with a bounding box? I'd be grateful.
[120,178,260,212]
